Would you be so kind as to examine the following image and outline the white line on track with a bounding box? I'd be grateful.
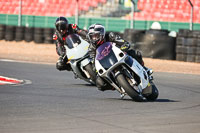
[0,59,54,65]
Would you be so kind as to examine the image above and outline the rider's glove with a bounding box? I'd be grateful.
[61,55,69,64]
[108,32,116,42]
[120,42,130,51]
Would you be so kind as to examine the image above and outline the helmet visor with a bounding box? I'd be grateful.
[89,33,100,42]
[57,21,68,35]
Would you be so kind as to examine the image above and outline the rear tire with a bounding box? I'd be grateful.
[84,63,97,85]
[145,82,159,101]
[116,73,144,102]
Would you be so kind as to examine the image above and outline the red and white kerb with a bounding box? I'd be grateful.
[0,76,23,85]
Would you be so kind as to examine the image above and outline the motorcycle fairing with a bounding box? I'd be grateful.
[65,34,89,60]
[64,34,93,84]
[95,42,149,90]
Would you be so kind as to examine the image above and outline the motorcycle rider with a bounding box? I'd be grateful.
[53,16,88,71]
[87,23,151,91]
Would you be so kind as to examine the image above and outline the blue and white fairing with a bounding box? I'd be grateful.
[95,42,149,90]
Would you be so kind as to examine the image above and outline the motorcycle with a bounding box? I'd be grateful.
[95,42,159,101]
[64,34,96,85]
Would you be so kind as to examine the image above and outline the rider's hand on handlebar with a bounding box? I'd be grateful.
[120,42,130,51]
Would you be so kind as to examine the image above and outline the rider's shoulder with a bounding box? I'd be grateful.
[53,33,58,40]
[69,24,78,30]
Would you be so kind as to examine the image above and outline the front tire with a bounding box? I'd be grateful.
[116,73,144,102]
[84,63,97,84]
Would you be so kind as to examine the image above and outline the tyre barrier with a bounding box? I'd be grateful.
[24,27,34,42]
[15,26,25,41]
[34,27,44,44]
[176,29,200,63]
[0,25,56,44]
[44,28,54,44]
[128,29,176,60]
[5,25,16,41]
[123,29,145,43]
[0,24,5,40]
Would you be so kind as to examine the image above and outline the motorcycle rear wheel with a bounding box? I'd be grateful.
[116,73,144,102]
[144,82,159,101]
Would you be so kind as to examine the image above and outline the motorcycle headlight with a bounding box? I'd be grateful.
[119,52,124,57]
[99,69,104,74]
[99,50,118,70]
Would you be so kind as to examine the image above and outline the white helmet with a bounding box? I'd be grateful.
[88,24,105,46]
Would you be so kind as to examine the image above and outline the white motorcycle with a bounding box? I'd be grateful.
[95,42,159,101]
[64,34,96,84]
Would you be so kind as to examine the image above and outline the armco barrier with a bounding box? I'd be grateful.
[176,29,200,63]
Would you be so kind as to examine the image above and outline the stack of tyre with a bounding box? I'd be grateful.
[5,25,16,41]
[15,26,25,41]
[0,25,54,44]
[124,29,176,60]
[0,24,6,40]
[24,27,34,42]
[176,29,200,63]
[44,28,54,44]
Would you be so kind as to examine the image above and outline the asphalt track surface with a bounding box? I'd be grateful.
[0,60,200,133]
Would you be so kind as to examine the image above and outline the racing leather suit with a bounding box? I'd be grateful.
[53,24,88,71]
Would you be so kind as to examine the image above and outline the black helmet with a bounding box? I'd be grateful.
[88,23,105,46]
[55,16,69,35]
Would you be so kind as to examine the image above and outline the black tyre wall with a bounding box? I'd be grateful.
[24,27,34,42]
[2,25,56,44]
[131,29,176,60]
[123,29,145,43]
[5,25,16,41]
[34,27,44,43]
[15,26,25,41]
[0,24,6,40]
[44,28,54,44]
[176,29,200,63]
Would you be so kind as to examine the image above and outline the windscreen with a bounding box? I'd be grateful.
[96,42,112,60]
[66,34,81,49]
[96,42,117,70]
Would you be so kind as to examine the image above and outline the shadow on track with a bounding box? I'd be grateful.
[107,98,179,103]
[71,83,96,87]
[154,99,179,102]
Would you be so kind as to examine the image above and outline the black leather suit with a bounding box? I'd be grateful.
[53,24,87,71]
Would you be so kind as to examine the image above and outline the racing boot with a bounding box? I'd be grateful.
[56,56,72,71]
[144,66,154,81]
[144,66,153,76]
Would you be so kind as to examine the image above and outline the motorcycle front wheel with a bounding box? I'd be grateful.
[116,73,144,102]
[84,63,97,85]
